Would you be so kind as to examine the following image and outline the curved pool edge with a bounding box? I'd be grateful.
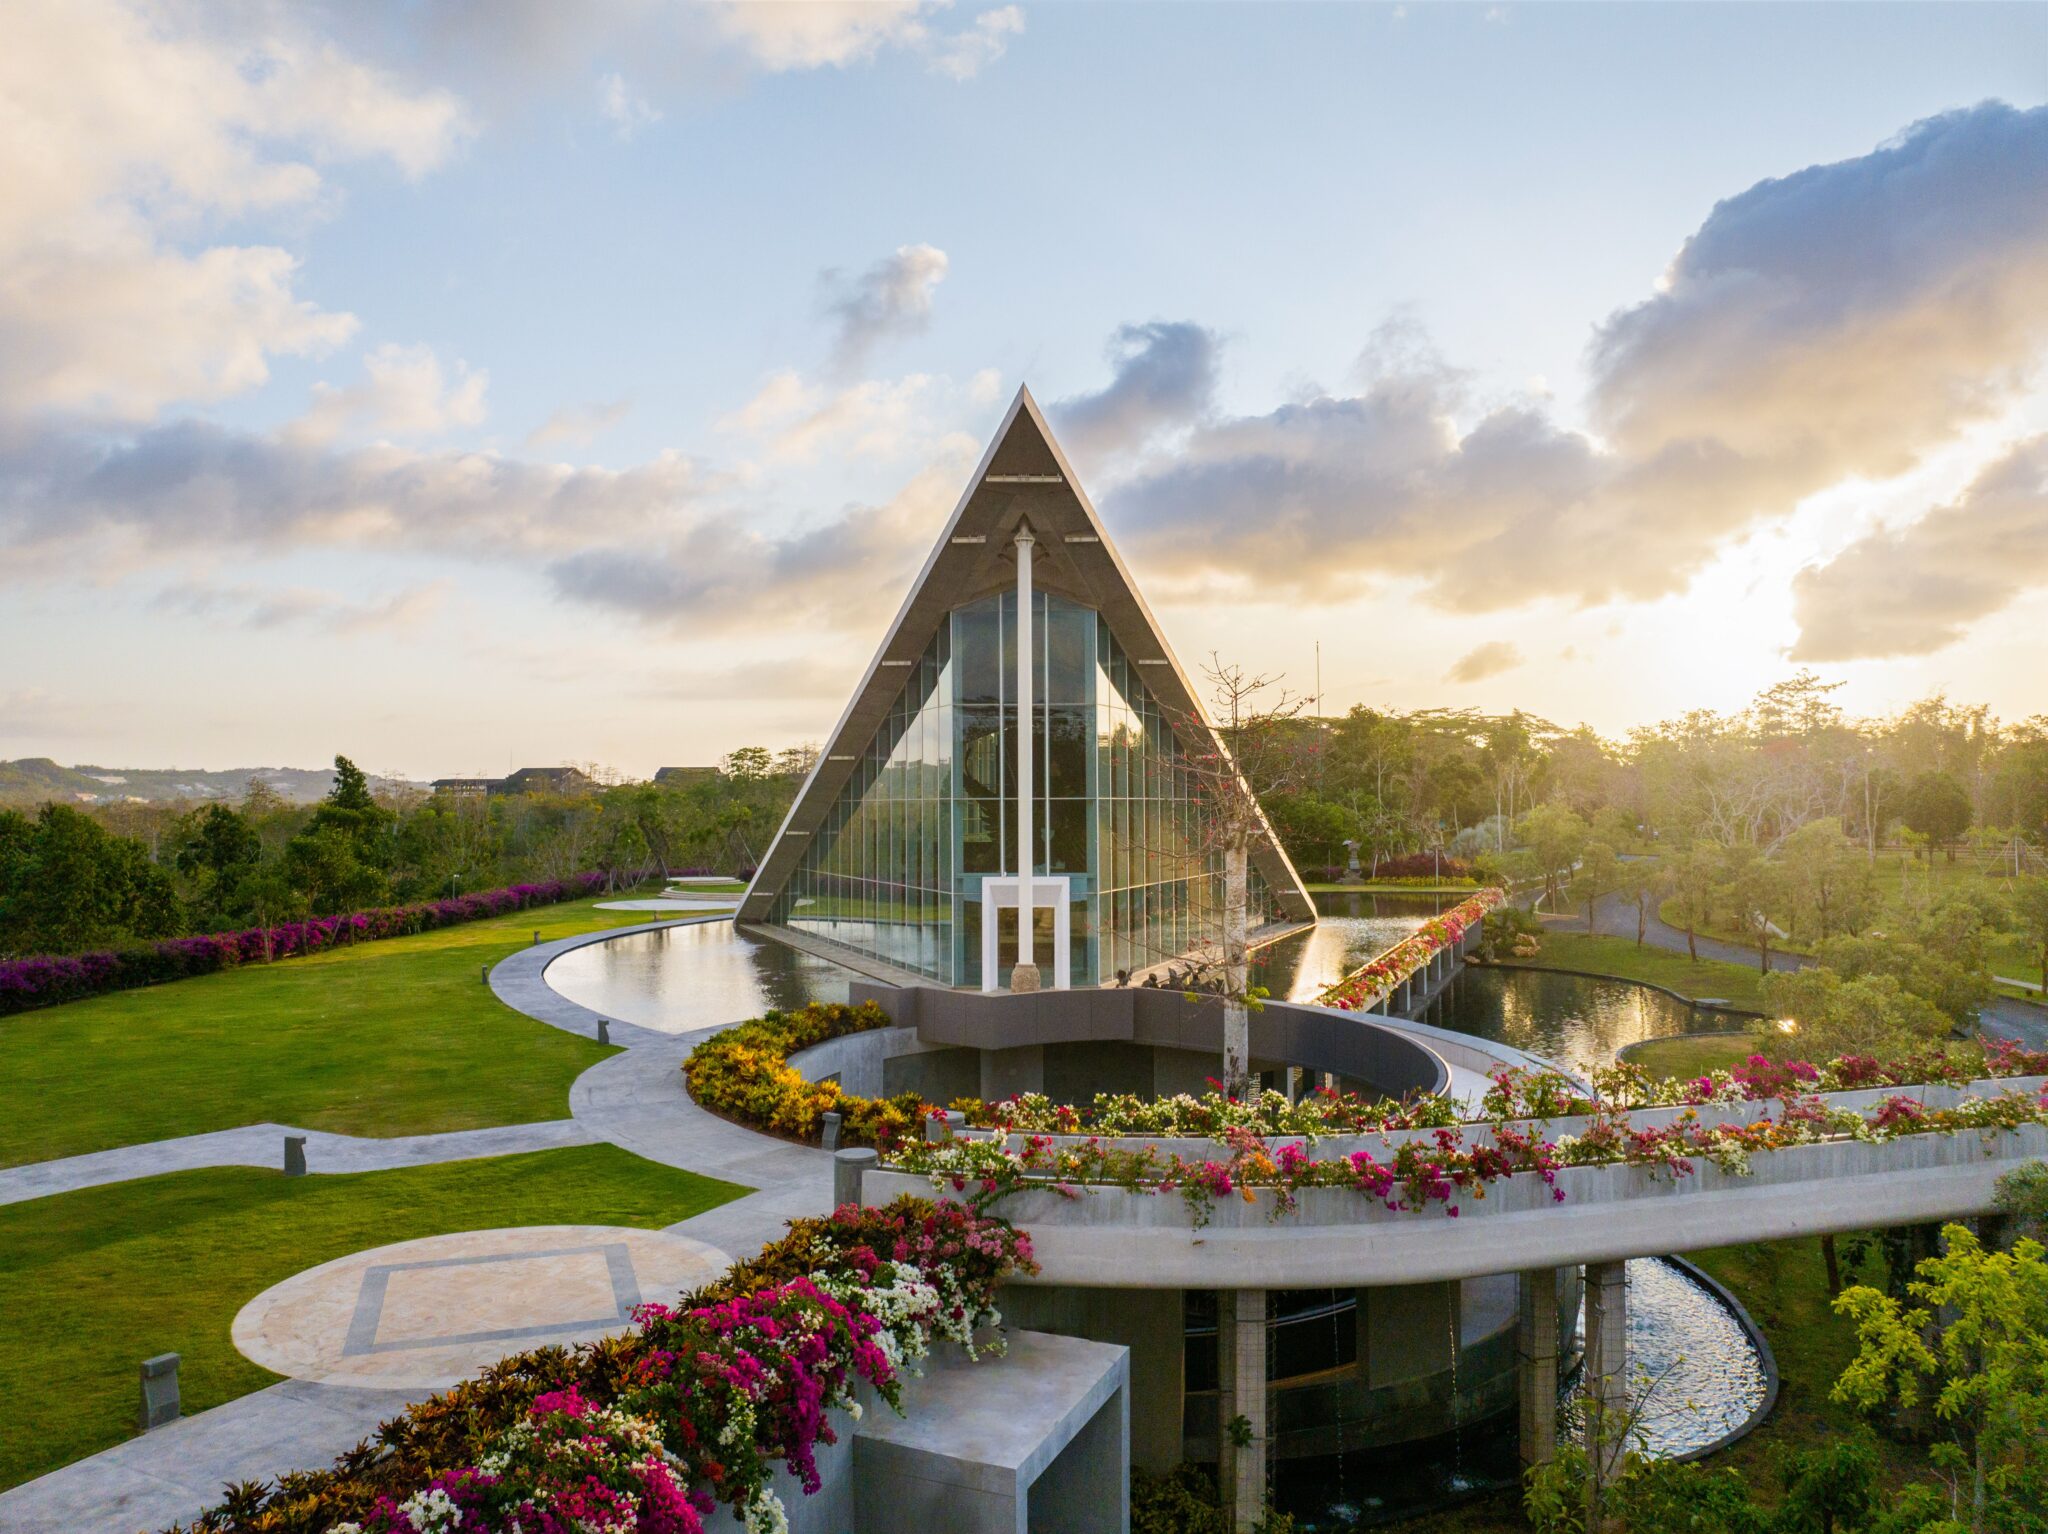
[1658,1254,1781,1464]
[489,913,734,1045]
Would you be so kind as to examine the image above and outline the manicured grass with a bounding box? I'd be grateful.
[0,1144,746,1492]
[663,880,747,896]
[1623,1031,1757,1079]
[0,895,663,1168]
[1492,930,1771,1012]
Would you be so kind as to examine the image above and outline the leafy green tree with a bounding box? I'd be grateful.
[1669,844,1723,963]
[1833,1225,2048,1533]
[1572,841,1622,934]
[721,746,773,782]
[1720,843,1788,973]
[0,805,179,954]
[283,756,393,913]
[1520,802,1589,907]
[1813,931,1989,1030]
[1761,969,1952,1060]
[1619,857,1672,947]
[175,804,261,923]
[1903,772,1974,863]
[1259,792,1353,874]
[1780,818,1877,942]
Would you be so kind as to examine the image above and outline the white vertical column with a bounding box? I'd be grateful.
[1012,526,1040,993]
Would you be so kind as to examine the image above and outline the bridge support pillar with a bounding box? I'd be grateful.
[1217,1288,1267,1532]
[1516,1267,1559,1470]
[1583,1260,1628,1530]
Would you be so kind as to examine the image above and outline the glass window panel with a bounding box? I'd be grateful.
[1048,707,1088,797]
[1050,800,1088,873]
[955,599,1001,703]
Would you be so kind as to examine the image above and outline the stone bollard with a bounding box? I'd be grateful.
[283,1135,307,1177]
[140,1353,181,1430]
[533,930,541,946]
[597,1018,610,1046]
[925,1110,965,1144]
[820,1111,842,1152]
[832,1148,877,1210]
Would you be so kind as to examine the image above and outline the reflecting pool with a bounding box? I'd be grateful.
[543,919,860,1033]
[1431,964,1730,1078]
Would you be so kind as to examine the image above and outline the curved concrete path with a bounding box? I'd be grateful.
[0,1119,595,1208]
[0,915,831,1534]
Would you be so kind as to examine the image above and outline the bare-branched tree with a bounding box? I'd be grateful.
[1162,655,1312,1097]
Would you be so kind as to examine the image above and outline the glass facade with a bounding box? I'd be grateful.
[765,591,1282,987]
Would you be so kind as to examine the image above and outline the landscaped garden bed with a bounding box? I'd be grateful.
[166,1197,1035,1534]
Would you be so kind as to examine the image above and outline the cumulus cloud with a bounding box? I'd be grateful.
[0,420,705,565]
[0,0,468,423]
[713,0,1020,77]
[1050,322,1221,469]
[154,577,452,636]
[1097,102,2048,614]
[598,71,663,138]
[526,399,634,449]
[548,444,980,631]
[1444,640,1524,684]
[1790,436,2048,660]
[820,244,949,375]
[719,372,942,462]
[290,344,489,446]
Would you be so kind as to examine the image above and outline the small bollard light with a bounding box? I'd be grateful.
[597,1018,610,1046]
[532,930,541,946]
[283,1135,307,1177]
[820,1111,842,1151]
[481,963,489,985]
[832,1147,878,1210]
[140,1353,181,1430]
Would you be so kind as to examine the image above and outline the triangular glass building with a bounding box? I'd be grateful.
[739,387,1315,990]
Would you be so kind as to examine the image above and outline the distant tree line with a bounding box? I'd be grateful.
[0,748,808,959]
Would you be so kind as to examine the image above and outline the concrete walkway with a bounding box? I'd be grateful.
[0,915,830,1534]
[0,1118,595,1207]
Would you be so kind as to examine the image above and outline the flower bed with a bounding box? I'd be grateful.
[1316,887,1504,1012]
[171,1197,1035,1534]
[893,1080,2048,1227]
[683,1002,929,1149]
[0,870,655,1017]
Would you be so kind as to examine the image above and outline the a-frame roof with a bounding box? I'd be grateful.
[738,386,1315,930]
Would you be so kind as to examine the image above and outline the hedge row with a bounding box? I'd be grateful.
[0,870,649,1017]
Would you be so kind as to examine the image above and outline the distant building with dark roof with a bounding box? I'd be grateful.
[654,766,720,787]
[430,766,597,799]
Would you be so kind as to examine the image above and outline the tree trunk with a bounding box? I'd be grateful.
[1636,898,1647,947]
[1223,839,1251,1099]
[1585,895,1597,935]
[1686,919,1698,963]
[1821,1234,1841,1296]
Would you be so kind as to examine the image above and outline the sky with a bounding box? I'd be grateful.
[4,0,2048,782]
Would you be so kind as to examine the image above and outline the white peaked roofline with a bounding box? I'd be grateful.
[738,384,1316,939]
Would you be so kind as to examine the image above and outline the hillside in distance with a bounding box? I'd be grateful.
[0,758,416,807]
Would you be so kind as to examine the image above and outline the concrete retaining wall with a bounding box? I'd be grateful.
[867,1122,2048,1287]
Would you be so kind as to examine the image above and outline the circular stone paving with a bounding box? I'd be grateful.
[233,1225,731,1390]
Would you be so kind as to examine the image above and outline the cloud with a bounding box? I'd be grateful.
[819,244,949,375]
[153,577,452,636]
[926,6,1025,80]
[635,657,854,702]
[1096,102,2048,614]
[1790,435,2048,660]
[598,72,662,138]
[0,420,706,566]
[0,0,469,423]
[548,444,980,631]
[1050,322,1221,468]
[1444,640,1524,684]
[290,344,489,446]
[712,1,1019,77]
[525,399,633,449]
[719,372,945,463]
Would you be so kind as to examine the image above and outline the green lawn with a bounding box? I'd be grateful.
[1492,930,1771,1012]
[1623,1031,1757,1079]
[0,895,663,1168]
[0,1145,746,1491]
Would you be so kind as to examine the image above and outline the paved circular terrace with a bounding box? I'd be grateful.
[232,1225,732,1391]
